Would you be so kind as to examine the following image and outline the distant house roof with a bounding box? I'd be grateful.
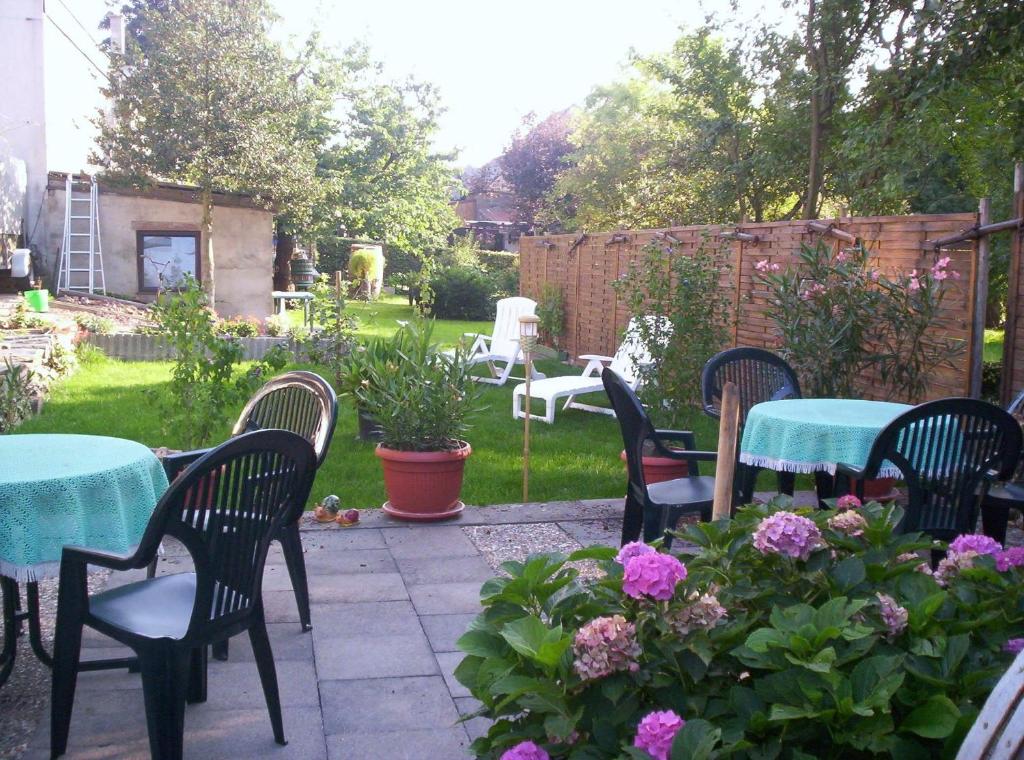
[46,172,272,211]
[454,190,517,224]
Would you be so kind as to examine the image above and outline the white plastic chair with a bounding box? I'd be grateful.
[464,296,546,386]
[512,316,669,424]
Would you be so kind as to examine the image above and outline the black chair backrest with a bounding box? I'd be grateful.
[864,398,1023,540]
[1006,389,1024,482]
[233,371,338,468]
[701,347,801,426]
[602,368,700,500]
[136,430,316,638]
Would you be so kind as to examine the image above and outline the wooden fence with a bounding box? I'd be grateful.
[519,213,980,402]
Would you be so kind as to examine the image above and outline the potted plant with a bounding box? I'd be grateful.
[357,321,481,521]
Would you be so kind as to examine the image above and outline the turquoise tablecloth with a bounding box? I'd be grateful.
[739,399,912,477]
[0,434,168,581]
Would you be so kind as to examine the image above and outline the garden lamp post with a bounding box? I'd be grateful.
[519,314,540,502]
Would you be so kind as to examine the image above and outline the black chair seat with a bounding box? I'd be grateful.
[90,574,196,641]
[986,481,1024,505]
[648,476,717,506]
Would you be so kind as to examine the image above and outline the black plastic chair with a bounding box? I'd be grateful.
[835,398,1022,542]
[154,371,338,647]
[979,389,1024,543]
[700,347,802,504]
[603,368,718,548]
[50,430,317,760]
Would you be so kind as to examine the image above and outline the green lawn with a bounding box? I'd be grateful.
[985,329,1004,363]
[20,308,724,508]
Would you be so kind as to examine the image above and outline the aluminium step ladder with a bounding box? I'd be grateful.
[57,174,106,295]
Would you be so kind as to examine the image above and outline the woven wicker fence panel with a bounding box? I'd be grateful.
[520,213,977,403]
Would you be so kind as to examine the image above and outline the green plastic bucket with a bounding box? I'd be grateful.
[24,289,49,313]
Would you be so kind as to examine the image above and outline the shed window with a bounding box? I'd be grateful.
[137,231,200,292]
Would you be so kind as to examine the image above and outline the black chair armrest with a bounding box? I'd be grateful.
[61,544,143,572]
[835,462,867,480]
[162,449,211,481]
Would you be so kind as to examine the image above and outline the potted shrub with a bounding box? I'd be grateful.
[357,321,481,521]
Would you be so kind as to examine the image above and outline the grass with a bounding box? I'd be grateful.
[985,329,1004,363]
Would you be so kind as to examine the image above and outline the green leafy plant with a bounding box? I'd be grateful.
[613,240,732,425]
[355,320,482,451]
[300,274,357,390]
[348,248,386,301]
[150,276,287,448]
[216,316,261,337]
[537,283,566,351]
[457,498,1024,759]
[45,342,77,376]
[0,360,36,433]
[430,265,496,321]
[0,301,45,330]
[756,243,965,401]
[74,314,116,335]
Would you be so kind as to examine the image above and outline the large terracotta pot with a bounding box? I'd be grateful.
[620,450,689,485]
[852,477,898,502]
[376,442,471,521]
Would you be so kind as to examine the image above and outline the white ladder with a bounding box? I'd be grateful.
[57,175,106,295]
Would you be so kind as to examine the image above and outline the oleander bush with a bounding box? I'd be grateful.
[457,497,1024,760]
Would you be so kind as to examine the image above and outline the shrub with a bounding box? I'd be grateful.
[0,301,45,330]
[982,361,1002,402]
[536,283,565,350]
[0,360,36,432]
[457,497,1024,759]
[613,240,731,425]
[430,265,496,321]
[348,247,386,300]
[74,314,115,335]
[216,316,261,337]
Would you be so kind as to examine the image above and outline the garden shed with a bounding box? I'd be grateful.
[41,172,275,318]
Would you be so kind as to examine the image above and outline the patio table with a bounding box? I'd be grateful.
[739,399,912,493]
[0,434,168,686]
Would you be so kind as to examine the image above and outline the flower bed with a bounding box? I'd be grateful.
[456,497,1024,759]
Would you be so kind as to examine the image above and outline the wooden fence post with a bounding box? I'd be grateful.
[1002,163,1024,406]
[969,198,991,398]
[712,382,740,520]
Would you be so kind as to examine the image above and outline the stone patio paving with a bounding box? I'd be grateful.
[19,499,629,760]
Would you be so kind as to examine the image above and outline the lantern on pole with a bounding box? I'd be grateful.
[519,314,540,502]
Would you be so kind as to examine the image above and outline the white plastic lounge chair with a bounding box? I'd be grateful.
[512,316,669,424]
[463,296,546,386]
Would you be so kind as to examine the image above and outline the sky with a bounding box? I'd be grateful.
[42,0,779,172]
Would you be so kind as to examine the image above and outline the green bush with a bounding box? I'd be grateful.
[457,497,1024,759]
[982,361,1002,402]
[0,360,36,432]
[537,283,565,349]
[74,314,115,335]
[430,266,496,320]
[216,316,261,337]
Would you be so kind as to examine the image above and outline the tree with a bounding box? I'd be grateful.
[499,110,575,229]
[94,0,317,307]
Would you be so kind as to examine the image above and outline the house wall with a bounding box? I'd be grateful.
[44,187,274,318]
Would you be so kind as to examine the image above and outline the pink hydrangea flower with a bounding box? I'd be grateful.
[1004,638,1024,655]
[828,510,867,537]
[616,541,656,566]
[752,511,824,561]
[835,494,862,510]
[572,615,641,681]
[623,553,687,601]
[934,551,977,586]
[634,710,685,760]
[500,741,550,760]
[948,534,1001,558]
[876,592,908,638]
[996,547,1024,572]
[894,552,920,564]
[668,592,727,635]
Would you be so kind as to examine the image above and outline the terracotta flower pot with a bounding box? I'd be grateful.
[620,450,689,485]
[851,477,898,502]
[376,442,471,521]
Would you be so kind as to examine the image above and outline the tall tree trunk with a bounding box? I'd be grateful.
[200,186,215,310]
[274,219,294,292]
[804,0,822,220]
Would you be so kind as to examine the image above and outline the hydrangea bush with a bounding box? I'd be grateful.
[455,498,1024,759]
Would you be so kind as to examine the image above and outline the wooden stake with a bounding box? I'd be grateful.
[968,198,991,398]
[522,347,532,503]
[1003,163,1024,406]
[712,381,740,520]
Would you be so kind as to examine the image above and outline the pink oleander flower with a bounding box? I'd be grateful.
[668,592,727,635]
[616,541,656,566]
[634,710,685,760]
[1004,638,1024,655]
[623,553,687,601]
[754,258,780,273]
[948,534,1002,558]
[828,510,867,537]
[572,615,641,680]
[835,250,849,263]
[876,592,908,638]
[996,547,1024,572]
[500,741,550,760]
[870,268,881,282]
[800,281,827,300]
[908,271,921,291]
[752,511,824,561]
[836,494,862,511]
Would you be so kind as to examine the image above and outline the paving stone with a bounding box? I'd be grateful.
[436,651,472,698]
[396,555,495,586]
[301,547,398,576]
[218,622,313,662]
[558,519,621,548]
[203,658,320,709]
[454,696,493,743]
[312,633,438,680]
[301,528,387,552]
[262,590,302,623]
[325,727,472,759]
[408,582,484,615]
[319,675,460,734]
[419,613,477,653]
[382,526,481,559]
[307,571,408,603]
[310,600,421,636]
